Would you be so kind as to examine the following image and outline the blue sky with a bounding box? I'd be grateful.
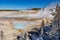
[0,0,60,10]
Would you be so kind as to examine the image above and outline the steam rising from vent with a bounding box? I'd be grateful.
[46,2,60,9]
[26,2,59,20]
[0,2,58,20]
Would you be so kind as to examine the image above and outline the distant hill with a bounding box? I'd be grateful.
[30,8,41,10]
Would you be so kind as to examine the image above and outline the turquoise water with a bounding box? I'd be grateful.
[12,21,40,29]
[13,23,25,29]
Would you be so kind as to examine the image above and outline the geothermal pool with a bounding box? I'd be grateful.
[12,20,42,29]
